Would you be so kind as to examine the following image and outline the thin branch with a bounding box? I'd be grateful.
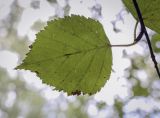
[132,0,160,78]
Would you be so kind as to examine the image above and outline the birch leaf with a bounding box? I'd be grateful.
[16,15,112,95]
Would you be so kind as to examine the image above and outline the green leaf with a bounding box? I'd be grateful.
[152,34,160,53]
[114,100,123,118]
[123,0,160,34]
[16,15,112,95]
[132,80,149,97]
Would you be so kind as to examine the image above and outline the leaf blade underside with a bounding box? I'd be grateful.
[16,15,112,95]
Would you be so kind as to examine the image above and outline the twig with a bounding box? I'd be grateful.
[110,21,143,47]
[132,0,160,78]
[110,30,143,47]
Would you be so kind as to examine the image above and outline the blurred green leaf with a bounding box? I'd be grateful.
[133,80,149,97]
[96,102,106,110]
[114,100,123,118]
[151,34,160,53]
[0,67,46,118]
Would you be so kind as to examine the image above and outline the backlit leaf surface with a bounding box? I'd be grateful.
[123,0,160,34]
[16,15,112,95]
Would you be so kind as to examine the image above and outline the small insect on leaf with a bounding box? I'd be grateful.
[16,15,112,95]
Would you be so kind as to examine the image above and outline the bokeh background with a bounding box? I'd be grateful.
[0,0,160,118]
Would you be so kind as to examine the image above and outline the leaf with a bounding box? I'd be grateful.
[96,102,106,110]
[123,0,160,34]
[16,15,112,95]
[132,80,149,97]
[152,34,160,53]
[114,100,123,118]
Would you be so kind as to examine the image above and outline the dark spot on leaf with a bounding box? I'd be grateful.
[35,71,39,75]
[29,45,33,49]
[71,90,81,95]
[89,93,92,95]
[64,53,71,56]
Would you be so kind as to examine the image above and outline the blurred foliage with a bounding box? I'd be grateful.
[132,80,149,97]
[151,34,160,53]
[121,47,160,117]
[96,101,106,110]
[114,100,123,118]
[0,67,46,118]
[47,0,57,4]
[0,0,30,59]
[30,0,40,9]
[31,20,46,31]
